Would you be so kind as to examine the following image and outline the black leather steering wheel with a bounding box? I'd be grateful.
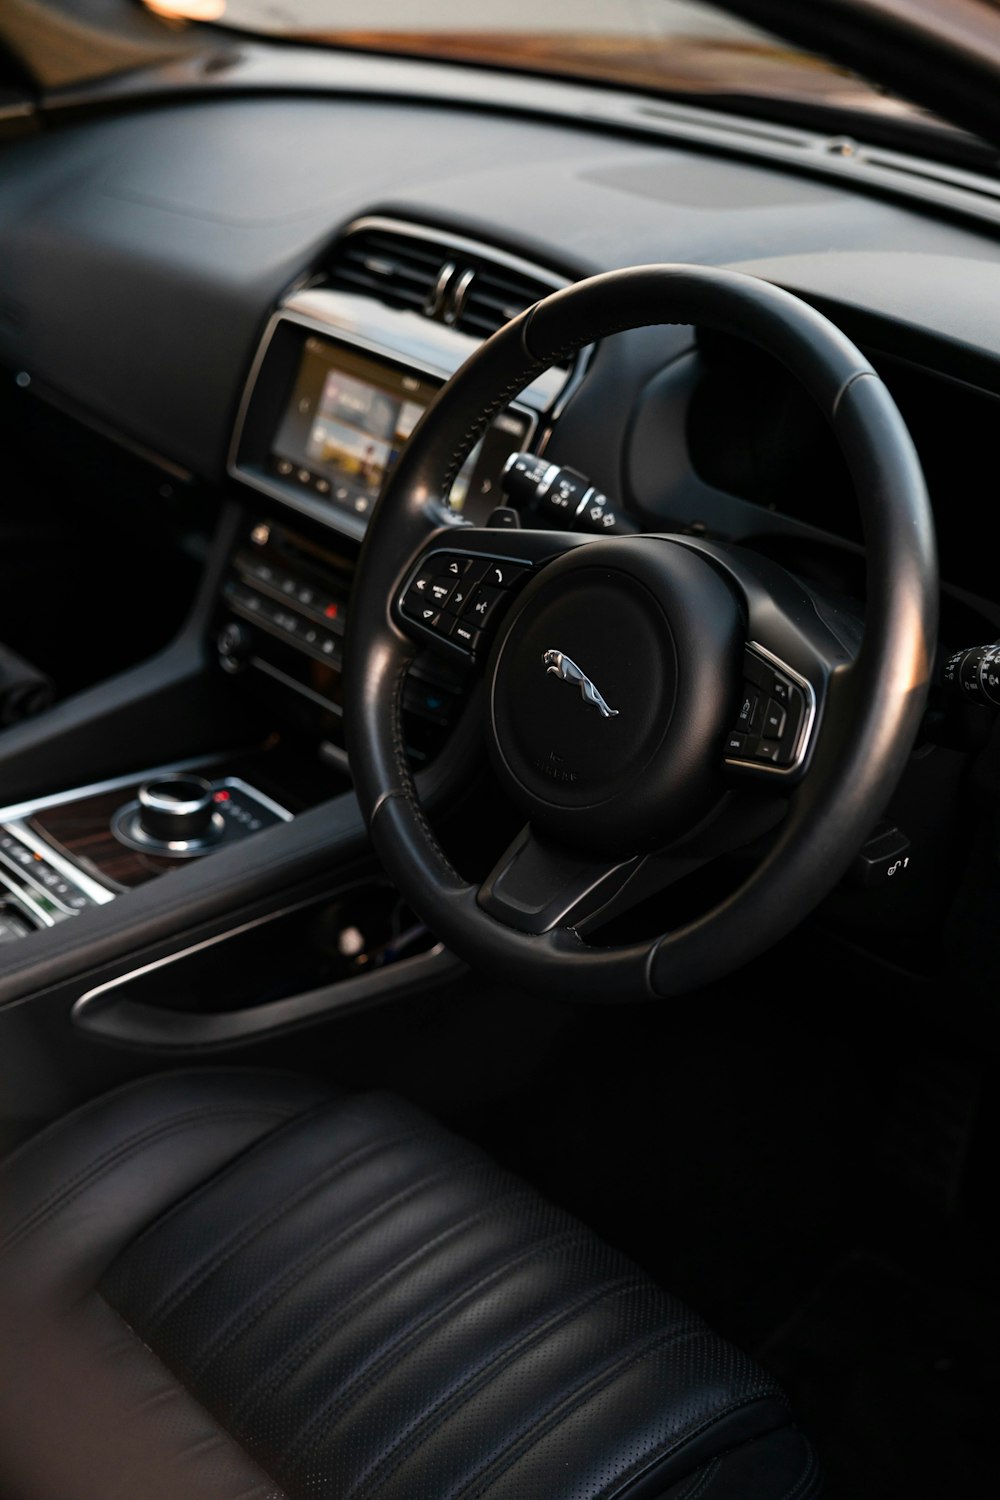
[344,265,938,998]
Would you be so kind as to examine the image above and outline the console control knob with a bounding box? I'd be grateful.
[137,775,216,844]
[217,621,251,671]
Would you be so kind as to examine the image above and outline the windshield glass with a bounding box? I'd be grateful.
[141,0,946,133]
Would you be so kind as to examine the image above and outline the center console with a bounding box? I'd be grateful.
[0,219,579,988]
[220,217,579,772]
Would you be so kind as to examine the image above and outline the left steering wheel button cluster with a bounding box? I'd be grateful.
[400,552,531,656]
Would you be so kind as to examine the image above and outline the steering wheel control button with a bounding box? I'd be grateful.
[762,700,787,739]
[462,586,505,629]
[427,577,457,608]
[725,647,816,775]
[398,550,533,657]
[736,689,760,735]
[480,560,529,589]
[449,620,481,650]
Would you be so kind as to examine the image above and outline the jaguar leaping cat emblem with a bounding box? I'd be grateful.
[542,650,619,718]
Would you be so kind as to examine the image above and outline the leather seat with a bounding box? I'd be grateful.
[0,1069,819,1500]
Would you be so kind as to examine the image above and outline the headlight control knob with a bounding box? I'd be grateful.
[943,642,1000,707]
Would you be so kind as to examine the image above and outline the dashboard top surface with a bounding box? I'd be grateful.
[2,90,1000,485]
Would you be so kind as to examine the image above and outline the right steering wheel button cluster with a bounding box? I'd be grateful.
[400,550,531,656]
[725,646,811,772]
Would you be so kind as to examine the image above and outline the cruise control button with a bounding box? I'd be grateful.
[771,674,792,705]
[762,700,786,739]
[736,688,760,735]
[752,738,781,763]
[725,732,748,756]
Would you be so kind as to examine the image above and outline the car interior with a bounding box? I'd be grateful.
[1,3,998,1497]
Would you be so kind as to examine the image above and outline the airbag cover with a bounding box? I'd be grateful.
[488,538,743,854]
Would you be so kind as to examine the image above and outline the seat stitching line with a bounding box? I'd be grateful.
[0,1105,295,1254]
[669,1456,722,1500]
[231,1181,538,1425]
[342,1275,662,1500]
[140,1121,432,1332]
[0,1070,275,1181]
[775,1442,821,1500]
[94,1291,293,1500]
[272,1224,604,1480]
[586,1394,790,1500]
[187,1147,485,1377]
[454,1329,752,1500]
[106,1096,339,1299]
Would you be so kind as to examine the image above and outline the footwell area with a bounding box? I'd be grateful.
[757,1252,996,1498]
[454,934,999,1500]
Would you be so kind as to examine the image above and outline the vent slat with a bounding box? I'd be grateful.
[327,228,562,341]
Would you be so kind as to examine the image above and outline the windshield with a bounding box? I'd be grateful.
[141,0,947,134]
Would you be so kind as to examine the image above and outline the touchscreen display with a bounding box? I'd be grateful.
[270,337,531,526]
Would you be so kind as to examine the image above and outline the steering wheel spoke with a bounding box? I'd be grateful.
[671,536,859,785]
[478,824,646,935]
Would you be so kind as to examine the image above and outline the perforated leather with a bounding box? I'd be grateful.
[0,1070,819,1500]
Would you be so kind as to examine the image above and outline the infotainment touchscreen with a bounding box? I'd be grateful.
[270,337,532,526]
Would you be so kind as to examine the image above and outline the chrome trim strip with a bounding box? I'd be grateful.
[220,777,294,824]
[73,895,337,1012]
[0,754,232,826]
[228,215,581,541]
[228,302,543,542]
[72,891,447,1018]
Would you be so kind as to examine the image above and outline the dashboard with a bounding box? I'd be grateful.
[2,48,1000,993]
[2,40,999,1495]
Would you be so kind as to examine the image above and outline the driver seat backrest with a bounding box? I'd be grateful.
[0,1069,819,1500]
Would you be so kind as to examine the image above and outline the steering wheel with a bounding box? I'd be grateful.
[344,266,937,998]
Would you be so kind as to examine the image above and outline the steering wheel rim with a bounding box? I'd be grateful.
[344,265,938,998]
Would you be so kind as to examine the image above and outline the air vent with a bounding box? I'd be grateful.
[328,229,444,314]
[454,264,555,339]
[327,224,563,339]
